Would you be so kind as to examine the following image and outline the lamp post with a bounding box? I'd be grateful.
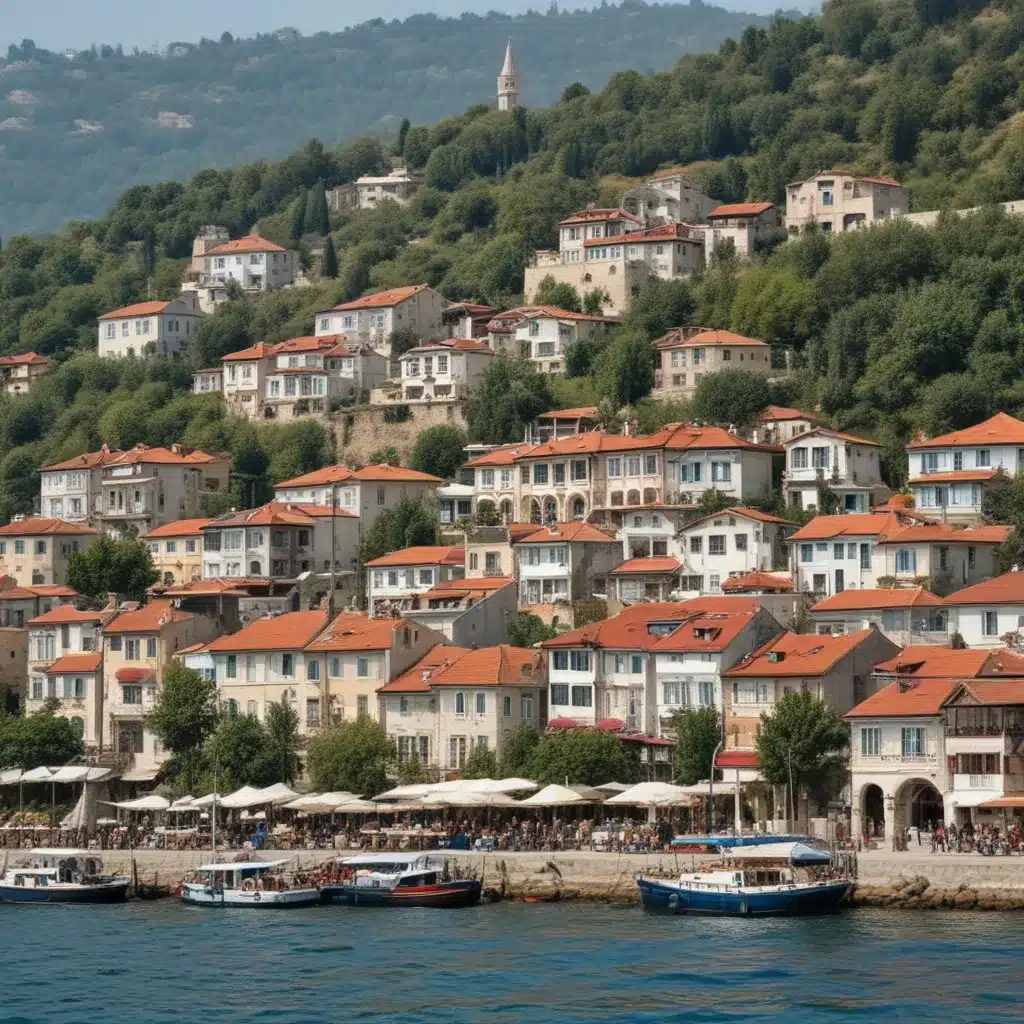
[708,740,722,836]
[787,744,795,833]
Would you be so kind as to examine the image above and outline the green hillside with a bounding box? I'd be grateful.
[0,2,772,235]
[2,0,1024,520]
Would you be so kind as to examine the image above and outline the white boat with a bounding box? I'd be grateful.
[180,859,321,908]
[0,848,130,904]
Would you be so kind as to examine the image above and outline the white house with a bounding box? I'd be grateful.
[315,284,446,358]
[907,412,1024,523]
[583,222,704,282]
[705,202,782,260]
[783,427,891,513]
[943,571,1024,648]
[810,587,948,645]
[755,405,821,446]
[365,545,465,618]
[378,644,546,770]
[97,297,200,359]
[621,168,719,225]
[872,522,1007,592]
[198,234,296,293]
[652,328,772,400]
[677,506,796,595]
[484,307,617,374]
[374,339,493,405]
[353,166,419,209]
[513,522,621,611]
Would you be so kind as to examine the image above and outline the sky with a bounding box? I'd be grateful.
[4,0,801,52]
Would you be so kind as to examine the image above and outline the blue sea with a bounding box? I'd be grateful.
[2,903,1022,1022]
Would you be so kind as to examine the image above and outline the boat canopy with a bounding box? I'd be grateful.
[671,834,811,848]
[341,852,432,868]
[724,842,832,866]
[28,848,95,857]
[195,859,292,873]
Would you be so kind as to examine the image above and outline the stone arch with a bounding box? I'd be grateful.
[499,498,513,522]
[522,497,541,524]
[893,777,944,832]
[859,783,885,839]
[249,560,262,576]
[569,495,586,520]
[610,491,624,507]
[643,487,658,505]
[542,496,558,524]
[626,488,641,506]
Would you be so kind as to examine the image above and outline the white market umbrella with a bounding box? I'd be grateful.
[219,785,265,809]
[0,769,22,785]
[421,791,490,808]
[334,799,379,813]
[170,796,197,810]
[604,782,693,807]
[375,784,434,800]
[20,766,54,782]
[518,784,588,807]
[191,793,221,807]
[50,766,91,783]
[594,781,632,794]
[458,778,539,795]
[255,783,299,806]
[110,795,171,811]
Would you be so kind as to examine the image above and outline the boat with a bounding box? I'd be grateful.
[0,848,130,904]
[637,841,850,916]
[180,859,321,907]
[321,852,482,908]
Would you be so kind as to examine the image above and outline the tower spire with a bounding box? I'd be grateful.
[497,38,519,111]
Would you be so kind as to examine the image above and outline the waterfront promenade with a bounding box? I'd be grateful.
[41,846,1024,904]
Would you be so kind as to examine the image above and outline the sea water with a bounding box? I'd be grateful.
[1,903,1022,1022]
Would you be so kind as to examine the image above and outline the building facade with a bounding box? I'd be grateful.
[785,172,910,235]
[142,519,209,586]
[705,202,782,259]
[0,518,97,586]
[97,297,201,359]
[652,328,772,400]
[783,428,891,513]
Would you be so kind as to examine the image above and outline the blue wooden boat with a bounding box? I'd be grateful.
[638,841,849,917]
[321,853,482,908]
[0,849,130,904]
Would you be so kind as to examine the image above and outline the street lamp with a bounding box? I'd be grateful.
[708,739,722,836]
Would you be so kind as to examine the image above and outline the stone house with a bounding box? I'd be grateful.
[785,171,910,235]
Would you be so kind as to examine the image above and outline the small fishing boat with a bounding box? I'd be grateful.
[321,852,482,908]
[637,841,849,917]
[0,848,130,904]
[180,859,321,908]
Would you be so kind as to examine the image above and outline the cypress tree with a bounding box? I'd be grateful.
[322,235,338,279]
[304,179,329,236]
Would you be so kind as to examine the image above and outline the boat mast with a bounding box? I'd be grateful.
[212,754,218,862]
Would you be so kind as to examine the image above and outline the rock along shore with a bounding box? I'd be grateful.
[22,847,1024,908]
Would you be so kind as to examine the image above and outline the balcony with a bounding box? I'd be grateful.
[953,773,1001,792]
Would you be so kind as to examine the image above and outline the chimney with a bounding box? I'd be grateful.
[171,443,182,455]
[103,593,118,612]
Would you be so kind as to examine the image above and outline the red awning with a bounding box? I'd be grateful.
[595,717,624,732]
[715,751,760,769]
[115,667,155,682]
[547,717,581,730]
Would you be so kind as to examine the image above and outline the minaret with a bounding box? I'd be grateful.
[497,38,519,111]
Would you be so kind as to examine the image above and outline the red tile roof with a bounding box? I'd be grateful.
[812,587,942,613]
[98,300,180,320]
[274,463,442,488]
[657,329,769,349]
[871,646,1024,678]
[205,502,356,528]
[945,679,1024,706]
[116,666,156,681]
[404,338,493,355]
[559,208,641,226]
[464,444,535,467]
[789,512,905,541]
[0,585,79,601]
[365,545,464,568]
[103,599,192,634]
[489,308,617,329]
[0,517,96,537]
[789,427,881,447]
[582,223,704,248]
[305,613,404,652]
[906,412,1024,449]
[721,571,793,593]
[726,629,877,678]
[221,342,278,362]
[610,557,681,576]
[516,523,617,545]
[422,645,540,687]
[203,234,288,255]
[141,519,211,539]
[322,284,430,312]
[0,352,48,366]
[417,578,515,601]
[28,606,106,626]
[206,610,329,652]
[760,406,819,423]
[709,202,775,218]
[42,448,123,471]
[877,523,1009,546]
[943,571,1024,607]
[907,470,997,485]
[104,445,226,468]
[650,610,760,653]
[537,407,599,420]
[845,678,957,718]
[45,652,102,675]
[682,506,796,531]
[378,645,472,693]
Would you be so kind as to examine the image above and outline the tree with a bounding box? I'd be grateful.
[499,724,540,778]
[397,753,436,784]
[0,706,84,769]
[672,706,721,786]
[388,327,421,362]
[66,534,159,604]
[814,477,841,516]
[461,743,498,779]
[304,180,330,236]
[695,487,731,516]
[147,663,219,787]
[505,612,558,647]
[263,695,300,784]
[466,355,553,445]
[532,275,581,312]
[582,288,611,316]
[561,82,590,103]
[755,691,848,812]
[209,713,276,790]
[321,236,339,279]
[306,718,395,796]
[369,446,400,466]
[691,369,773,427]
[410,425,468,480]
[592,330,655,406]
[530,730,635,786]
[359,496,438,564]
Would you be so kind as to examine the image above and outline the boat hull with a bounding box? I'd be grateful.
[180,884,322,908]
[637,877,849,916]
[0,879,130,904]
[322,879,482,908]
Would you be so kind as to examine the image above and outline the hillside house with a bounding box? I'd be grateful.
[652,328,772,399]
[783,427,891,513]
[97,297,200,359]
[785,172,910,235]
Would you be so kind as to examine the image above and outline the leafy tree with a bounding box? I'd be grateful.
[582,288,611,316]
[561,82,590,103]
[263,695,301,785]
[388,327,422,362]
[505,613,558,647]
[0,705,84,769]
[621,278,696,340]
[672,706,722,786]
[499,724,540,778]
[321,236,339,279]
[755,691,848,810]
[695,487,732,516]
[66,534,159,605]
[397,753,437,784]
[360,496,438,564]
[147,664,219,788]
[209,714,276,789]
[304,180,330,236]
[369,446,401,466]
[814,477,841,516]
[466,355,553,445]
[592,330,655,406]
[307,718,395,796]
[691,369,773,427]
[532,275,581,312]
[530,730,635,786]
[461,743,498,779]
[410,425,468,480]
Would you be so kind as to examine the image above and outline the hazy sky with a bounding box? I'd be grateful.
[5,0,797,52]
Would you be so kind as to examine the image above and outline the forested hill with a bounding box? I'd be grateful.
[0,2,774,235]
[3,0,1024,522]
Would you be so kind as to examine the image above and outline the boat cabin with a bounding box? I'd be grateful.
[340,852,441,889]
[194,859,293,891]
[25,849,108,882]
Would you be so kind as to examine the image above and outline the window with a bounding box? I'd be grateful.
[644,454,657,474]
[282,653,294,677]
[533,464,548,485]
[308,659,320,681]
[901,727,925,757]
[122,685,143,705]
[710,462,731,483]
[31,678,43,700]
[357,657,369,677]
[791,448,808,470]
[708,535,726,555]
[418,569,433,586]
[690,536,703,554]
[14,540,24,555]
[306,698,321,727]
[698,680,715,706]
[860,544,871,570]
[554,463,566,485]
[626,457,641,477]
[455,692,466,715]
[146,637,157,659]
[570,685,592,707]
[109,636,122,652]
[631,654,643,674]
[475,692,486,714]
[811,447,830,469]
[680,462,702,483]
[448,736,467,768]
[833,543,845,560]
[357,695,369,719]
[225,655,237,678]
[503,695,512,717]
[735,534,748,552]
[894,549,917,573]
[552,651,568,671]
[125,639,140,660]
[569,650,590,672]
[607,458,622,477]
[551,683,569,705]
[983,611,999,636]
[977,449,991,468]
[860,727,881,757]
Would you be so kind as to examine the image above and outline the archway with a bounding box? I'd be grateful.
[542,497,557,524]
[626,489,641,506]
[610,491,623,507]
[643,487,658,505]
[523,497,541,524]
[894,778,944,832]
[249,561,262,576]
[861,783,885,839]
[499,499,513,522]
[570,495,586,520]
